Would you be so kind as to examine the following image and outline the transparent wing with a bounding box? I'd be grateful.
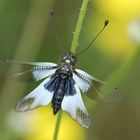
[0,59,58,82]
[61,84,90,128]
[16,77,54,112]
[73,69,122,103]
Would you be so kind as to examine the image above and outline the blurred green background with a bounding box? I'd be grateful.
[0,0,140,140]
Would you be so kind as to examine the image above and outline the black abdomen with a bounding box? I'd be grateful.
[52,74,66,115]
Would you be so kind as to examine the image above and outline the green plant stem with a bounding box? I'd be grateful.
[53,0,89,140]
[70,0,89,54]
[53,111,63,140]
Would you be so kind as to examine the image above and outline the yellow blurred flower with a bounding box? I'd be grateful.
[25,105,86,140]
[89,0,140,57]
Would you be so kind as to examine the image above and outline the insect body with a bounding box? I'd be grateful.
[44,53,76,115]
[0,53,95,128]
[0,20,113,128]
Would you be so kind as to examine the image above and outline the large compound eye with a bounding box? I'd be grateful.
[61,56,67,63]
[70,59,76,66]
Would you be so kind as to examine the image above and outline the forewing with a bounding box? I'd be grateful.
[16,77,54,112]
[73,69,122,103]
[73,69,93,92]
[61,85,90,128]
[0,59,58,82]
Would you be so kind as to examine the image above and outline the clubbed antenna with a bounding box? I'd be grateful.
[76,20,109,56]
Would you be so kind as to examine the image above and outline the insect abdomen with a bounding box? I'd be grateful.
[52,77,66,115]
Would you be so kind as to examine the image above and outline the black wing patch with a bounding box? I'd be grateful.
[65,78,76,96]
[44,74,60,92]
[44,74,76,96]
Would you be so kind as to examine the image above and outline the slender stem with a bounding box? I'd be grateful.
[53,111,63,140]
[70,0,89,54]
[53,0,89,140]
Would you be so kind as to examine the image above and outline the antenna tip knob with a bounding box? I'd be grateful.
[104,20,109,26]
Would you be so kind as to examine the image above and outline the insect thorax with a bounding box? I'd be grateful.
[58,64,73,77]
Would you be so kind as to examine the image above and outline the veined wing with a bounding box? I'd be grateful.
[61,84,90,128]
[73,69,122,103]
[73,69,93,92]
[0,59,58,82]
[16,77,53,112]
